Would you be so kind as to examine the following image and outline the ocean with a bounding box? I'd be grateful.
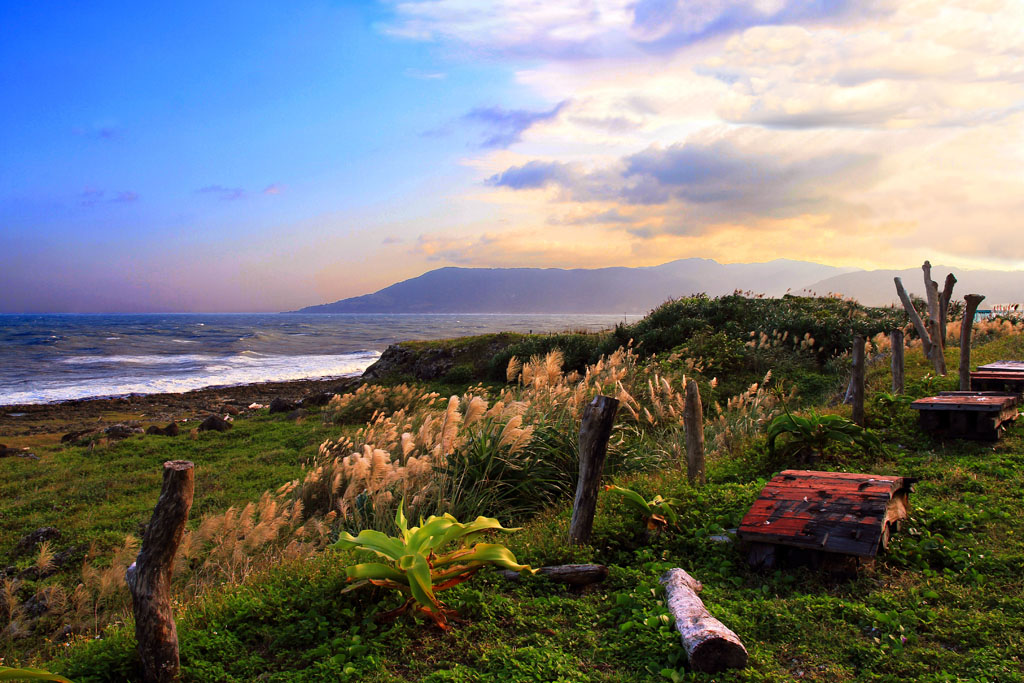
[0,313,636,405]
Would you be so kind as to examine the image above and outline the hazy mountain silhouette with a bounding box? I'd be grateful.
[798,266,1024,307]
[293,258,858,313]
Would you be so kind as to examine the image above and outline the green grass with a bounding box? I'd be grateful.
[1,413,336,562]
[49,332,1024,681]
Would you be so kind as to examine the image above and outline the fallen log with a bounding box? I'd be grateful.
[660,569,748,673]
[498,563,608,586]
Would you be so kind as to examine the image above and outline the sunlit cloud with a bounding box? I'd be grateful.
[262,184,284,195]
[391,0,1024,272]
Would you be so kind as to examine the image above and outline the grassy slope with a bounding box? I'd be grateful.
[52,334,1024,682]
[1,415,334,561]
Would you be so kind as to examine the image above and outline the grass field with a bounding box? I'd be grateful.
[3,298,1023,681]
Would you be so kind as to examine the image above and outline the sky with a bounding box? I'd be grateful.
[2,0,1023,312]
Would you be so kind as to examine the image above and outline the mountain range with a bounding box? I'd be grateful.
[293,259,1023,313]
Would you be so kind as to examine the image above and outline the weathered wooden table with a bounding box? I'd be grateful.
[971,370,1024,396]
[737,470,914,570]
[911,391,1018,440]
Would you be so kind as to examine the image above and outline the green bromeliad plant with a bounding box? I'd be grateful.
[603,485,680,531]
[766,408,886,465]
[332,502,534,629]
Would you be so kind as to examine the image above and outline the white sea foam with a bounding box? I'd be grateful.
[3,351,381,404]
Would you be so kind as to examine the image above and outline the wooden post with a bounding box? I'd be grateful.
[890,329,905,394]
[960,294,986,391]
[683,380,705,485]
[851,335,865,427]
[126,461,195,683]
[660,569,748,673]
[569,396,618,545]
[922,261,948,374]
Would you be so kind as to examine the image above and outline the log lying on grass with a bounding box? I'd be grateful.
[498,563,608,586]
[659,568,748,673]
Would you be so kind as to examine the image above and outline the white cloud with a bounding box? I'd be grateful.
[383,0,1024,270]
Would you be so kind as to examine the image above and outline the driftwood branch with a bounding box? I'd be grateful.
[498,564,608,586]
[660,569,748,673]
[894,276,932,359]
[684,380,705,485]
[126,460,195,683]
[569,396,618,545]
[960,294,986,391]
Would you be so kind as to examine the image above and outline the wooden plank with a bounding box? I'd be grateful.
[977,361,1024,373]
[911,394,1016,412]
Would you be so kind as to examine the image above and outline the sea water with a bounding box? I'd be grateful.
[0,313,636,405]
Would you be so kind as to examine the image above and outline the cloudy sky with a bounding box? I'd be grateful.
[3,0,1023,312]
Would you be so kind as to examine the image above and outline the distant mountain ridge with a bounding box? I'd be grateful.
[293,259,856,314]
[293,259,1024,314]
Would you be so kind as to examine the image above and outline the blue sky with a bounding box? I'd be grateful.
[3,1,1023,311]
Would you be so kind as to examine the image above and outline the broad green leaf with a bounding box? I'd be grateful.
[345,562,410,585]
[406,516,459,554]
[434,543,534,573]
[0,667,74,683]
[436,516,518,551]
[331,529,406,561]
[605,485,653,515]
[395,499,409,538]
[400,552,439,610]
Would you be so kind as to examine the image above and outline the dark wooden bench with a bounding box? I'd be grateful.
[737,470,914,570]
[910,391,1018,440]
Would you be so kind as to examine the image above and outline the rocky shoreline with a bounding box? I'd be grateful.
[0,375,361,448]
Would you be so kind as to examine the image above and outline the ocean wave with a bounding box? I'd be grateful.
[59,354,214,366]
[5,351,380,404]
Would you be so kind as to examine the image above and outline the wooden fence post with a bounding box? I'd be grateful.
[890,329,905,394]
[126,460,195,683]
[960,294,986,391]
[569,396,618,545]
[852,335,866,427]
[683,380,705,485]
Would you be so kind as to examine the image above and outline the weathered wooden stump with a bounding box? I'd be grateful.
[683,380,705,485]
[126,460,194,683]
[890,329,905,394]
[659,569,747,673]
[737,470,914,570]
[569,396,618,545]
[959,294,985,391]
[851,335,866,427]
[910,391,1018,441]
